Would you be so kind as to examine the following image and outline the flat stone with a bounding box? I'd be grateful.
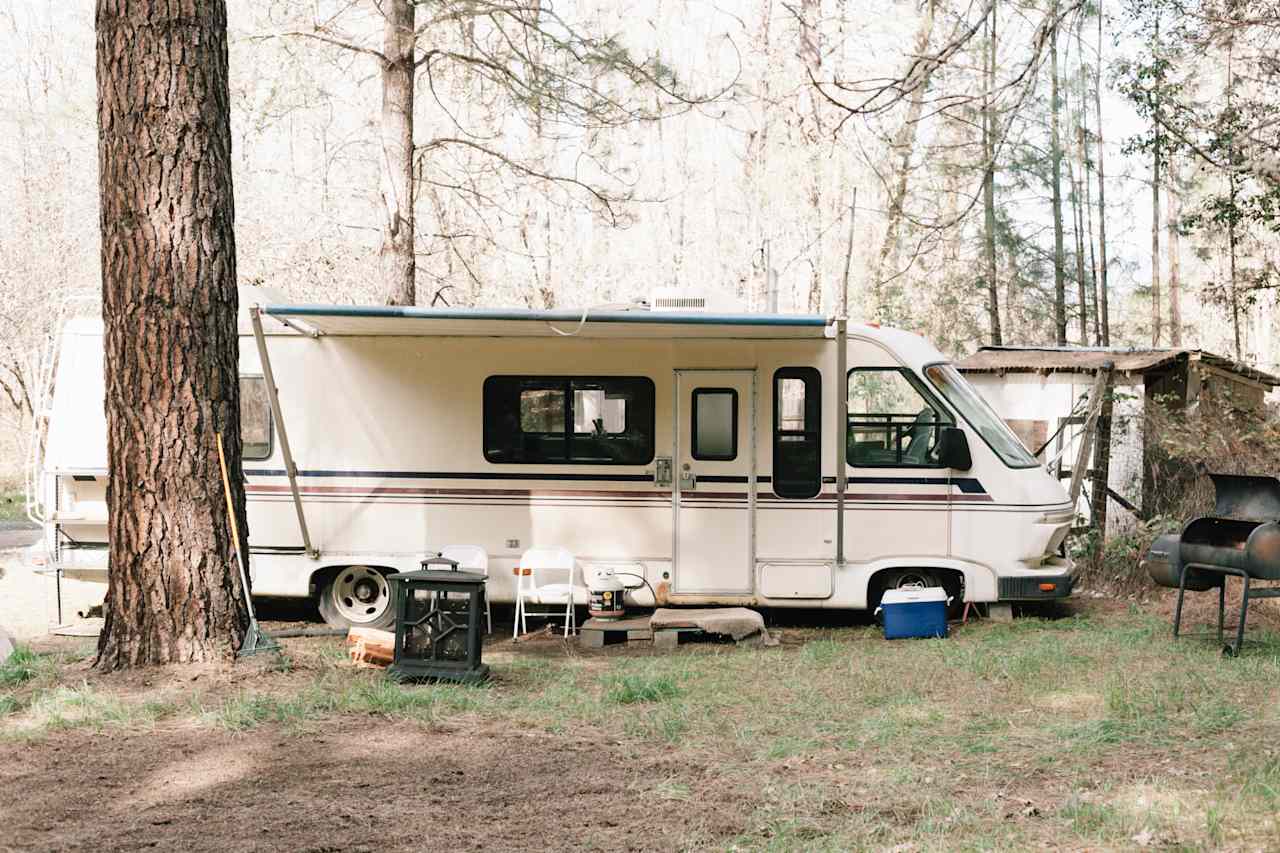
[0,624,14,666]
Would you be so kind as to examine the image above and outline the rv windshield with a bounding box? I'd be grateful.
[923,364,1039,468]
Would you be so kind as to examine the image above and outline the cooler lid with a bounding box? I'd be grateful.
[880,586,949,605]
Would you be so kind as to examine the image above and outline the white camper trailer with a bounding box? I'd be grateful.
[29,294,1075,628]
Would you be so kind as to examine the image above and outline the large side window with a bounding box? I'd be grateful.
[240,376,273,460]
[847,368,951,467]
[773,367,821,498]
[484,376,655,465]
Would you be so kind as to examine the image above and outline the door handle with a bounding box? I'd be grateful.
[653,457,673,488]
[680,464,696,491]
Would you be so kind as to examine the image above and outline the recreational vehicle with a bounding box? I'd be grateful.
[29,291,1075,629]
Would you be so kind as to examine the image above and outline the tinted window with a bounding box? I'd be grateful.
[773,368,821,498]
[484,376,655,465]
[847,368,951,467]
[240,376,272,460]
[692,388,737,461]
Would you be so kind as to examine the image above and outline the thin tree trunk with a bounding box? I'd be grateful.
[380,0,415,306]
[983,0,1002,345]
[1149,10,1162,346]
[1166,165,1182,346]
[1050,2,1067,345]
[94,0,248,669]
[1094,0,1111,345]
[798,0,824,314]
[871,0,938,320]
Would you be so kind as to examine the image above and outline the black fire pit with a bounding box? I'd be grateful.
[1143,473,1280,656]
[387,556,490,683]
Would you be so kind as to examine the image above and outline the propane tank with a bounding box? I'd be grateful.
[587,567,627,619]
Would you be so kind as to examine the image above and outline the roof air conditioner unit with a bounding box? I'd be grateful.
[649,289,708,312]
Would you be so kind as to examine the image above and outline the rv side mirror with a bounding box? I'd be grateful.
[937,427,972,471]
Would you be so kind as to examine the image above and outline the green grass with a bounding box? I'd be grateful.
[6,608,1280,849]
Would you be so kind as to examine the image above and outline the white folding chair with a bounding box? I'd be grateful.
[513,547,578,639]
[439,545,492,634]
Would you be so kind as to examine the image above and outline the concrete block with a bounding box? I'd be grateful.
[579,630,606,649]
[988,603,1014,623]
[653,629,680,651]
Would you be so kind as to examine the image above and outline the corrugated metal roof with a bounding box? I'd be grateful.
[956,346,1280,386]
[261,303,833,339]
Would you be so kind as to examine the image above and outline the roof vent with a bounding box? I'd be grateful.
[650,289,708,312]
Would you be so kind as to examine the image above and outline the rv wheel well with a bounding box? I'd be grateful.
[868,567,964,611]
[309,564,396,596]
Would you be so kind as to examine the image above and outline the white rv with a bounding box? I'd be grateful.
[30,292,1075,628]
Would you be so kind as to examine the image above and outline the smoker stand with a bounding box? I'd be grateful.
[1174,563,1280,657]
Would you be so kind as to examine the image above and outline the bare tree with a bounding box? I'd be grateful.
[982,0,1002,345]
[95,0,248,668]
[275,0,726,306]
[1050,0,1067,345]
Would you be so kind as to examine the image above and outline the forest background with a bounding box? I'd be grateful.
[0,0,1276,483]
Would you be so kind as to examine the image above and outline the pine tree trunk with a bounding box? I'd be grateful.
[94,0,248,669]
[983,1,1002,345]
[380,0,416,306]
[1094,3,1111,345]
[1050,4,1067,346]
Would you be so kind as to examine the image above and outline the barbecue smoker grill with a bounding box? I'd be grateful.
[1143,473,1280,656]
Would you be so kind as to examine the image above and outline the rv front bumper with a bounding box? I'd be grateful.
[997,561,1073,600]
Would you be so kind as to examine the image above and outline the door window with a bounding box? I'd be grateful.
[773,368,821,498]
[692,388,738,461]
[847,368,951,467]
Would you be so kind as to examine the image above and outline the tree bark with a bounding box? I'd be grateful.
[94,0,248,669]
[1094,2,1111,345]
[982,0,1002,345]
[380,0,416,306]
[1050,3,1067,346]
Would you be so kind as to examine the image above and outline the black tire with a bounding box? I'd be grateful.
[316,566,395,629]
[869,568,962,617]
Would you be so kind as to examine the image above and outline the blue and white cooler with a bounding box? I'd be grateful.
[876,586,950,639]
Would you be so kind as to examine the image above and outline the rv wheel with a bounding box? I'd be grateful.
[317,566,395,629]
[870,568,959,616]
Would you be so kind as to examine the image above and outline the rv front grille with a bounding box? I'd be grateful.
[998,575,1072,600]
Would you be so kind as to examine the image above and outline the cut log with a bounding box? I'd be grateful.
[346,626,395,667]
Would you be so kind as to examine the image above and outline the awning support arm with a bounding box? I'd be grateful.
[250,305,317,559]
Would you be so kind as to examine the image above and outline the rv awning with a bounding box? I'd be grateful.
[261,304,833,340]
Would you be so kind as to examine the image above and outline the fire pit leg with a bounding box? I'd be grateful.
[1217,581,1225,646]
[1228,574,1251,658]
[1173,566,1190,639]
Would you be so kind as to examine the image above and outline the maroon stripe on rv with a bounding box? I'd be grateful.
[244,485,993,503]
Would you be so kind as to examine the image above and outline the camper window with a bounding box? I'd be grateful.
[846,368,952,467]
[773,368,821,499]
[240,376,272,460]
[692,388,738,461]
[484,376,655,465]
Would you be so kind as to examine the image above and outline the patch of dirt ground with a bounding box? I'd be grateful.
[0,721,750,852]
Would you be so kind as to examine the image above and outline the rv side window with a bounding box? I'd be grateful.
[484,376,655,465]
[846,368,952,468]
[692,388,738,461]
[240,376,272,460]
[772,368,821,499]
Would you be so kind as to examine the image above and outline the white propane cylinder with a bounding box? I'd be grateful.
[587,567,627,619]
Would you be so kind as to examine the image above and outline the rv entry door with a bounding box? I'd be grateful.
[672,370,756,594]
